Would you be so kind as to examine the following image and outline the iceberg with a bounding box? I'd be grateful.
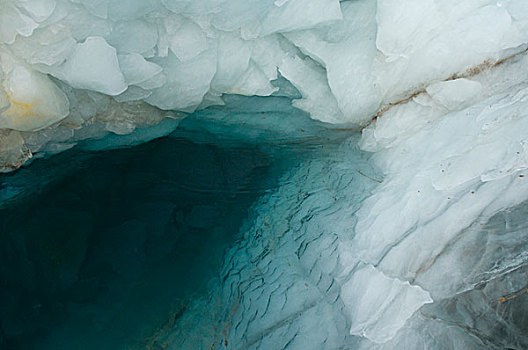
[1,0,528,348]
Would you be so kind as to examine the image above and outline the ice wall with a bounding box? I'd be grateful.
[150,49,528,349]
[1,0,528,170]
[2,0,528,348]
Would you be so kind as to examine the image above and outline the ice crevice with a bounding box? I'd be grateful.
[1,0,528,348]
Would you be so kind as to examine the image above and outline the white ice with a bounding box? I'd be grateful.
[1,0,528,348]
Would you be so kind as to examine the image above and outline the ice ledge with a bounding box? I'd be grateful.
[1,0,528,153]
[342,264,433,344]
[2,47,527,172]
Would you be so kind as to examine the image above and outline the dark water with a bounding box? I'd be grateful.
[0,135,282,349]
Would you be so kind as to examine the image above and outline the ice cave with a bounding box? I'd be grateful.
[1,0,528,349]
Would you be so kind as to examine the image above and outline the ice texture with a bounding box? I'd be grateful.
[142,52,528,349]
[1,0,528,168]
[52,36,127,95]
[342,264,432,343]
[1,0,528,348]
[0,62,69,131]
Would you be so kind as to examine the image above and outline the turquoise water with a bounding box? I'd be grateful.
[0,134,285,349]
[0,94,352,349]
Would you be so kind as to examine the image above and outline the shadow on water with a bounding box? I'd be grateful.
[0,134,295,349]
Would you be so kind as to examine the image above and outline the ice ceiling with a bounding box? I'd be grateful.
[1,0,528,348]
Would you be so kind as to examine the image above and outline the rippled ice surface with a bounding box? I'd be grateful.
[2,92,528,349]
[0,126,322,349]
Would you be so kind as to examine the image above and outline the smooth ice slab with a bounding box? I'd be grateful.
[0,59,69,131]
[342,265,432,343]
[52,36,127,95]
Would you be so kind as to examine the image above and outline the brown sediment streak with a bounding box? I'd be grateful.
[497,286,528,304]
[363,46,528,130]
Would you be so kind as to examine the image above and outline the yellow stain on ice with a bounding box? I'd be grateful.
[3,93,38,118]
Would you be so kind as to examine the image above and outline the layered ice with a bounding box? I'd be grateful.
[147,51,528,349]
[1,0,528,169]
[1,0,528,348]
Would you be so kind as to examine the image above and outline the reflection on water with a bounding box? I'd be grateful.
[0,135,286,349]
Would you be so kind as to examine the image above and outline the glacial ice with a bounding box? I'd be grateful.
[154,55,528,348]
[1,0,528,348]
[0,62,69,131]
[52,36,127,95]
[2,0,528,165]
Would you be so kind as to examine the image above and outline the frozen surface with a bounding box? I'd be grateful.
[0,122,303,349]
[1,0,528,170]
[1,0,528,349]
[148,40,528,350]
